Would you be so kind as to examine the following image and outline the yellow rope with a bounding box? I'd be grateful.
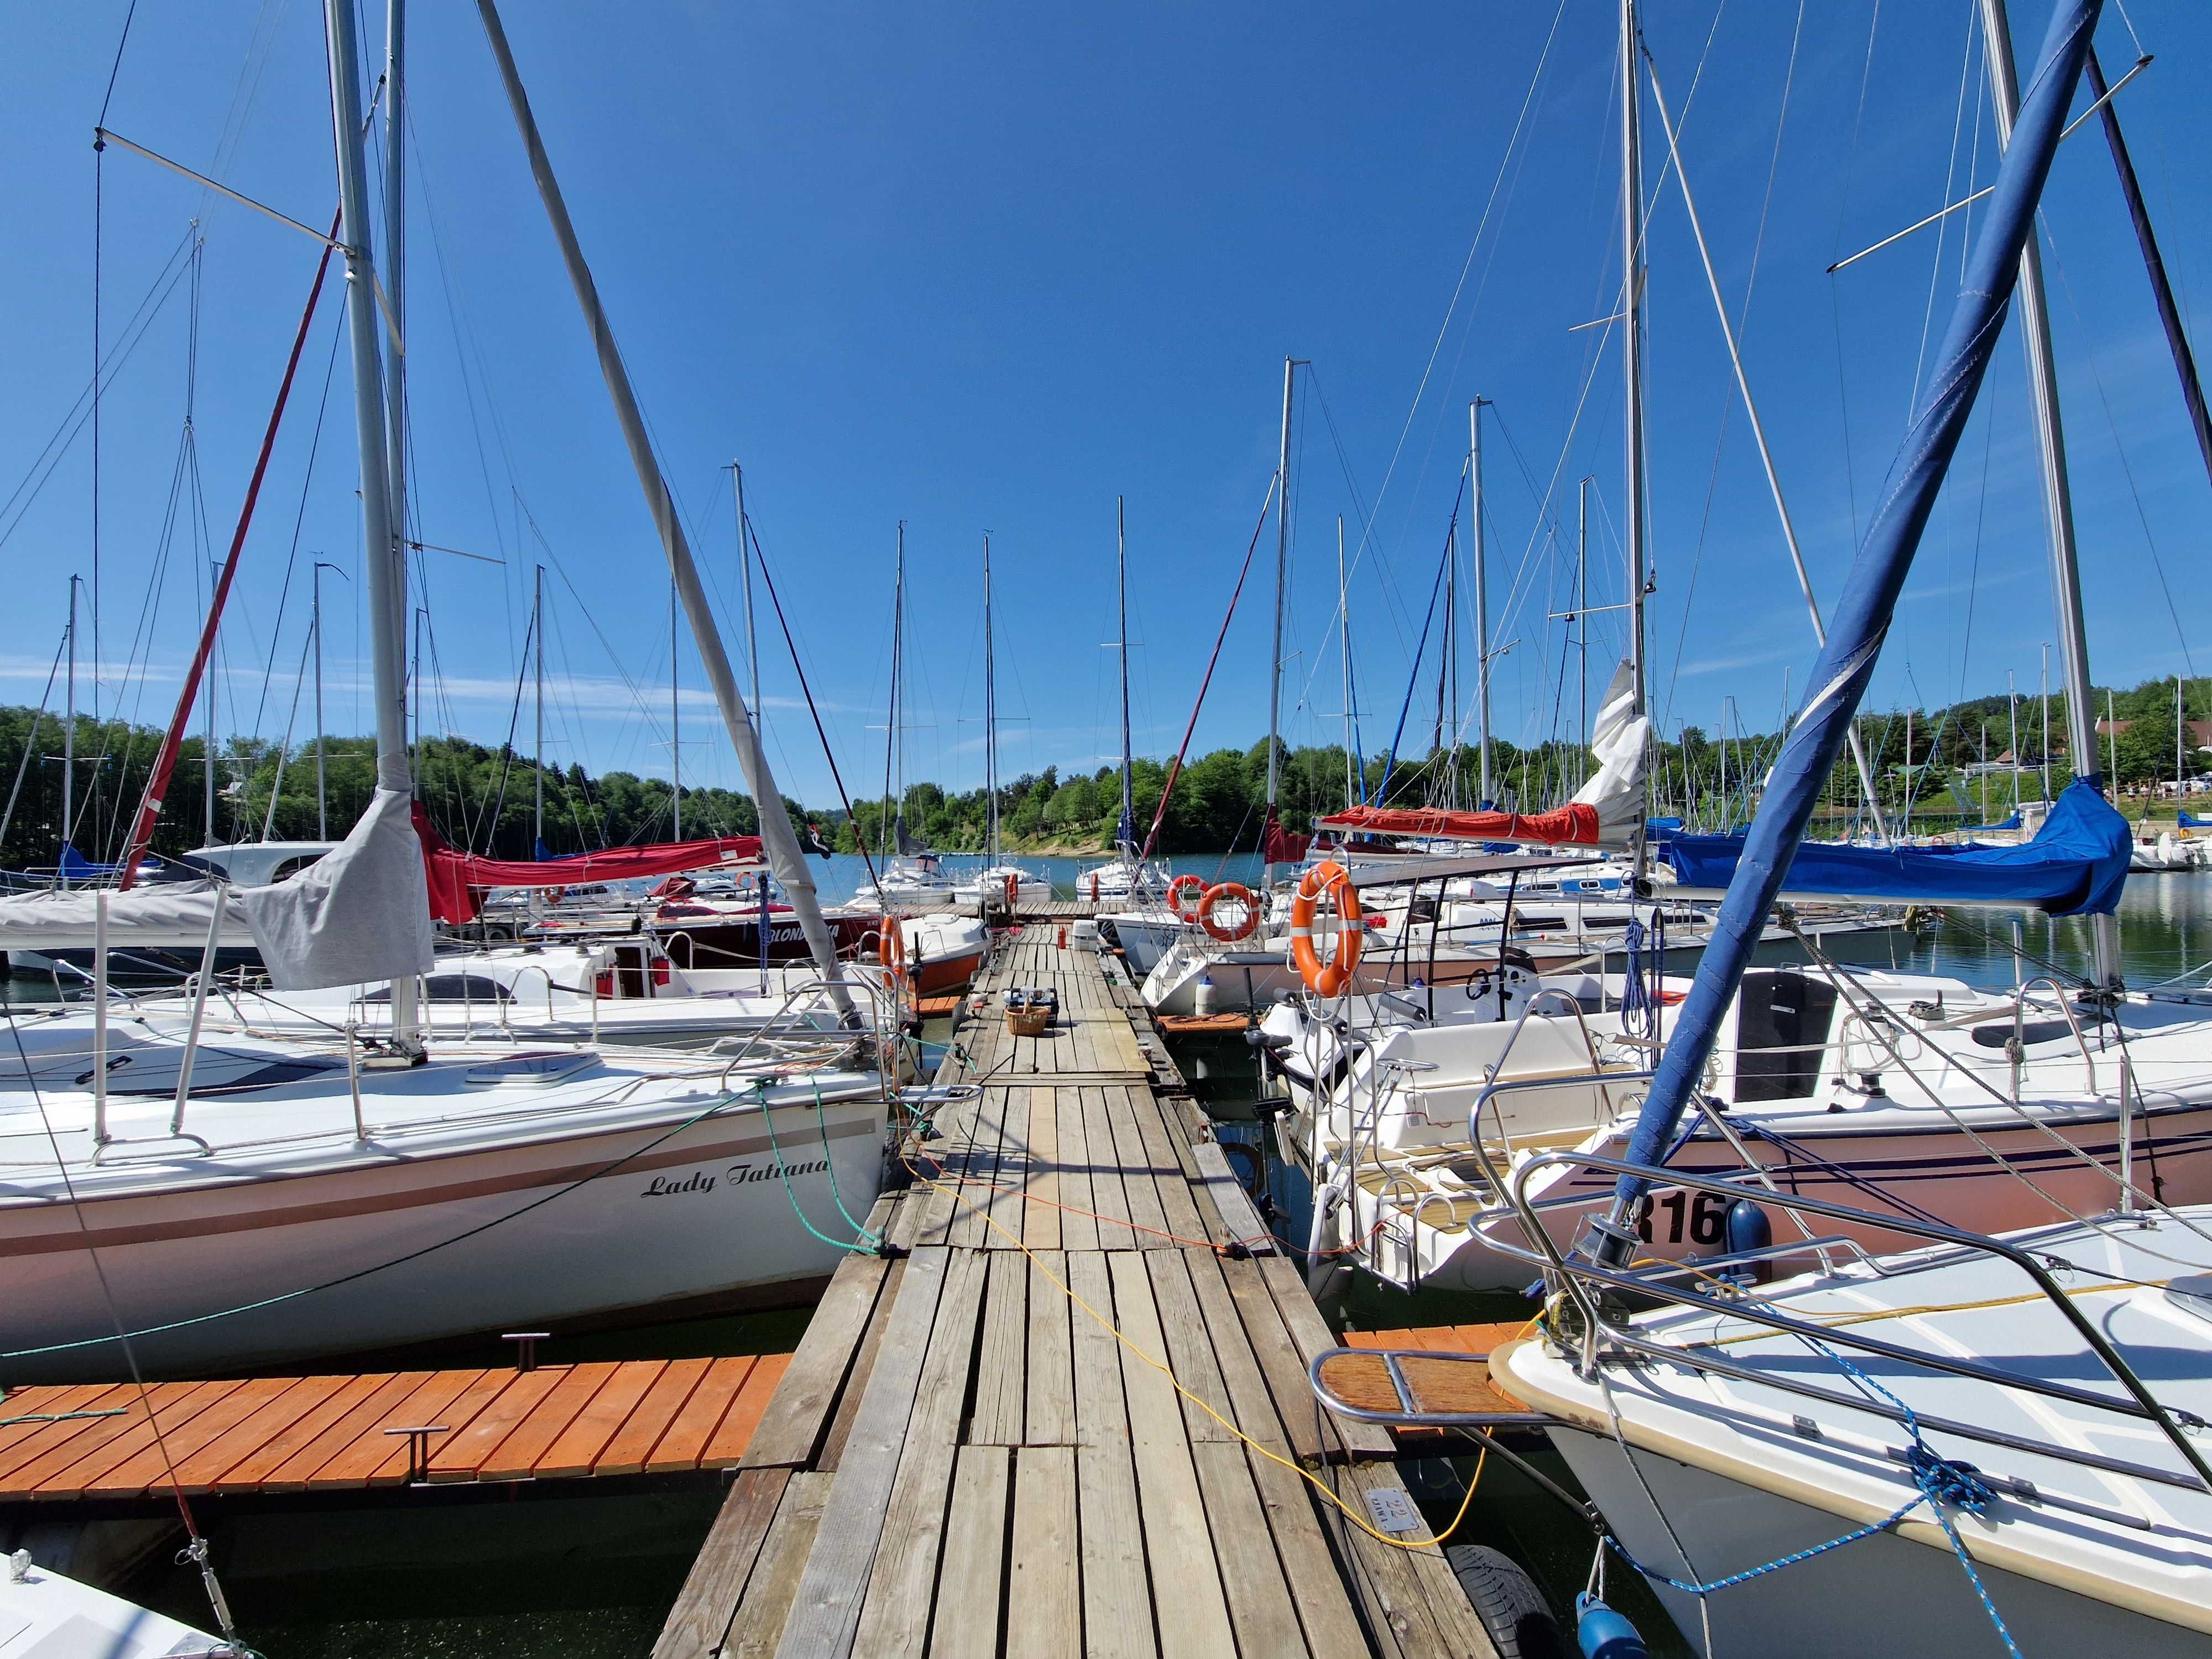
[904,1151,1488,1551]
[1696,1275,2164,1347]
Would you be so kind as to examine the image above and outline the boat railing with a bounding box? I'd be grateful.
[1464,988,1629,1157]
[2015,974,2100,1097]
[709,970,901,1098]
[1481,1144,2212,1498]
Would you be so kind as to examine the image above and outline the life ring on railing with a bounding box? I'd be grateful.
[545,886,566,906]
[1004,873,1020,907]
[1197,881,1259,942]
[1166,873,1207,924]
[879,916,910,986]
[1290,860,1363,998]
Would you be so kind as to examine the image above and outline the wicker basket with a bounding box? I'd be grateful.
[1006,1002,1053,1038]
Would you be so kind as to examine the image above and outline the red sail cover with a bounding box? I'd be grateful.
[1316,802,1603,846]
[1261,811,1312,864]
[412,805,761,923]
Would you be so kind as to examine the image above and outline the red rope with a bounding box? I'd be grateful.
[117,209,342,888]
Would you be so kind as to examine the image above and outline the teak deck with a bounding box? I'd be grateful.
[0,1354,790,1501]
[655,933,1498,1659]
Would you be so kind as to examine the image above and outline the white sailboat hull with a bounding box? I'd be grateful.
[0,1074,885,1383]
[1546,1421,2204,1657]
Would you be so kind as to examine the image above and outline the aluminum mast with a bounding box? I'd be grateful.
[474,0,855,1019]
[1979,0,2121,993]
[324,0,420,1050]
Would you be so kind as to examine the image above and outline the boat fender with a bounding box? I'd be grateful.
[1445,1545,1566,1657]
[1574,1594,1648,1659]
[1725,1198,1773,1283]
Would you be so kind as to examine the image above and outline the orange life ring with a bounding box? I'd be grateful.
[1089,874,1101,902]
[1290,860,1363,998]
[546,886,566,905]
[879,916,909,984]
[1197,881,1259,942]
[1004,873,1020,907]
[1166,873,1207,923]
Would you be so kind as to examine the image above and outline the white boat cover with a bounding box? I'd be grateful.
[0,789,435,991]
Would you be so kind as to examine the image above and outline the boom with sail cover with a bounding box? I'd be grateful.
[1591,0,2103,1251]
[411,810,762,923]
[1659,775,2127,914]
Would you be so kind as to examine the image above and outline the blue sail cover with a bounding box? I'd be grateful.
[1657,778,2128,915]
[2182,810,2212,830]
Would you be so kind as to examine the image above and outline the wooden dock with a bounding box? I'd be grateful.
[0,1354,789,1501]
[655,932,1496,1658]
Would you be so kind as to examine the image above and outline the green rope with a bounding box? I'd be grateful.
[756,1079,876,1255]
[811,1076,880,1244]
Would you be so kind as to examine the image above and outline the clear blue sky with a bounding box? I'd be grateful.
[4,1,2208,817]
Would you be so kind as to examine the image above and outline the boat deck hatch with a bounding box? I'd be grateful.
[461,1051,599,1087]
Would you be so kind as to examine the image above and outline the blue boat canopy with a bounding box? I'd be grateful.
[1657,778,2129,916]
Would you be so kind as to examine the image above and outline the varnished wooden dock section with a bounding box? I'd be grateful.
[656,933,1496,1659]
[0,1354,789,1500]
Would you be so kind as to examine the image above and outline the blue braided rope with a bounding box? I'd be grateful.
[1605,1491,1926,1595]
[1599,1335,2025,1658]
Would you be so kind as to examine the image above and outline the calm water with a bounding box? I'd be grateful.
[40,872,2212,1653]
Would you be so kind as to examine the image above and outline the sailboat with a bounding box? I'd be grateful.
[1285,0,2212,1308]
[1079,499,1171,905]
[0,0,894,1381]
[948,535,1050,907]
[1480,9,2212,1653]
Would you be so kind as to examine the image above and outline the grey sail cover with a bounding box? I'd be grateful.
[233,787,436,989]
[0,788,436,988]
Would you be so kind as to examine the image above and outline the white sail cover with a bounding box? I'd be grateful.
[0,788,435,991]
[1568,660,1651,838]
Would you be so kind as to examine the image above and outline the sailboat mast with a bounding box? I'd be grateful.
[734,464,759,732]
[531,562,543,847]
[206,591,218,847]
[1619,0,1648,721]
[984,534,997,862]
[885,523,904,857]
[2008,671,2021,813]
[474,0,856,1018]
[1118,497,1133,843]
[670,578,680,840]
[1470,399,1491,805]
[62,576,76,859]
[1978,0,2120,992]
[1577,477,1590,793]
[2179,674,2187,799]
[314,565,326,837]
[383,0,409,642]
[1337,515,1355,806]
[1264,357,1298,842]
[324,0,418,1047]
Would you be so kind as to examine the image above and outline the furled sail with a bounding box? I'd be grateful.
[412,806,761,924]
[1658,777,2128,915]
[1318,660,1649,847]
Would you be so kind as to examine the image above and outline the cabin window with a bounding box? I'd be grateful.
[1732,969,1838,1103]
